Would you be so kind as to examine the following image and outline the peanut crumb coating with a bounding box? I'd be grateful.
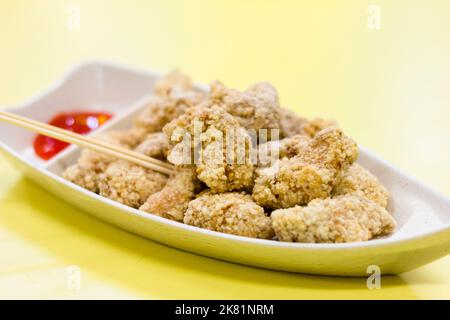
[63,130,139,193]
[134,132,170,160]
[209,81,282,136]
[98,160,167,208]
[139,166,202,222]
[253,127,358,209]
[280,108,336,138]
[184,192,274,239]
[134,71,205,133]
[333,163,390,208]
[271,194,396,243]
[164,105,254,193]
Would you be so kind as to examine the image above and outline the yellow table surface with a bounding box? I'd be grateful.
[1,0,449,299]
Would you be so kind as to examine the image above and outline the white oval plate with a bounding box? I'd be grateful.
[1,61,449,276]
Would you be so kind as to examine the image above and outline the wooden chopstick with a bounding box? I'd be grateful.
[0,111,175,176]
[4,111,173,171]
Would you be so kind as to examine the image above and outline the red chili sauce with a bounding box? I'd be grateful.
[33,111,112,160]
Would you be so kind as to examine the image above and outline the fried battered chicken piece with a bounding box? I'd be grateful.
[252,127,358,209]
[152,70,195,96]
[139,166,202,222]
[279,108,306,138]
[134,71,205,133]
[333,163,389,208]
[299,127,358,172]
[97,132,171,207]
[279,108,336,138]
[63,164,99,193]
[279,134,311,158]
[164,105,255,193]
[253,159,334,209]
[209,81,282,137]
[257,139,281,168]
[98,160,167,208]
[134,132,169,160]
[257,134,311,168]
[302,118,338,138]
[184,192,274,239]
[110,128,149,148]
[271,194,396,243]
[63,130,140,193]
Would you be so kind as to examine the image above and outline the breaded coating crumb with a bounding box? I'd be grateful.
[98,160,167,208]
[63,164,99,193]
[184,192,274,239]
[333,163,389,208]
[253,159,334,209]
[257,139,281,168]
[301,118,337,138]
[152,70,195,96]
[81,129,146,169]
[164,105,254,193]
[257,134,311,167]
[271,194,396,243]
[279,108,336,138]
[209,81,282,137]
[97,132,170,207]
[134,71,205,133]
[63,130,136,193]
[300,127,358,172]
[139,166,202,222]
[252,127,358,209]
[279,108,308,138]
[279,134,311,158]
[134,132,169,160]
[111,128,148,148]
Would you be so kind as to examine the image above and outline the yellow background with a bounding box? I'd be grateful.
[0,0,449,299]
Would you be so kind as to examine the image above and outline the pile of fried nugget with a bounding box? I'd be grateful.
[63,71,396,243]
